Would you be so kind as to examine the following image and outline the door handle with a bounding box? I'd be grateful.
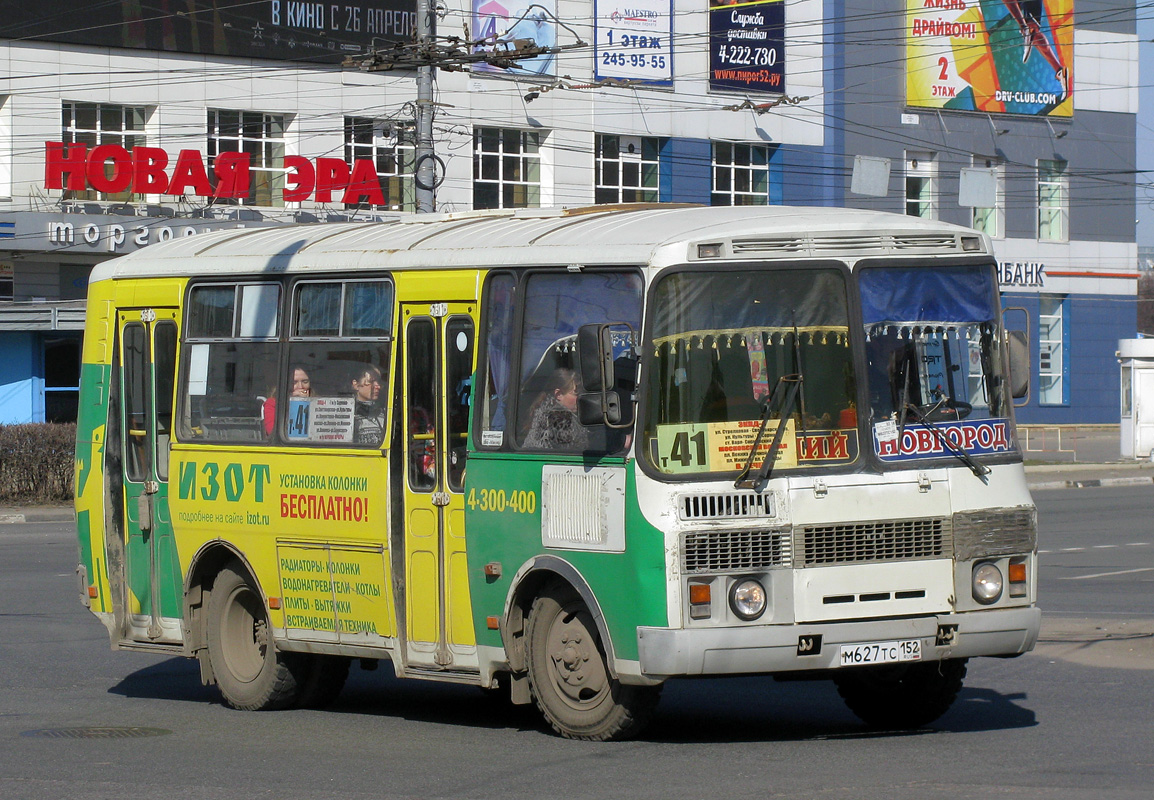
[137,493,153,535]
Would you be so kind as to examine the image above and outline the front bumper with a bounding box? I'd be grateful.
[636,606,1041,678]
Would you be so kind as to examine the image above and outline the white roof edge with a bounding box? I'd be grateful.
[87,205,986,284]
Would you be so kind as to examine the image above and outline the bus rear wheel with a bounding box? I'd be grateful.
[207,561,307,711]
[834,658,968,729]
[525,583,659,741]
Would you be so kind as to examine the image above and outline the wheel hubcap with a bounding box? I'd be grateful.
[221,587,266,684]
[547,607,609,709]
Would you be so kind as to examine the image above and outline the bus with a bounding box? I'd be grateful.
[74,204,1040,741]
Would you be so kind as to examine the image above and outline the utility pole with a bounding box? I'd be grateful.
[344,11,584,213]
[414,0,436,213]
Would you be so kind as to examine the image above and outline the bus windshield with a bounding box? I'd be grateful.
[860,264,1016,465]
[643,267,859,476]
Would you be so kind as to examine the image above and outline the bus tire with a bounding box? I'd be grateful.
[525,583,659,741]
[834,657,967,729]
[296,656,351,709]
[207,561,307,711]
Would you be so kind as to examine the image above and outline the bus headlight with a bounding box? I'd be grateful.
[729,579,767,621]
[972,562,1003,604]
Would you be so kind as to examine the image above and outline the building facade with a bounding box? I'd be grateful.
[0,0,1137,425]
[832,0,1138,424]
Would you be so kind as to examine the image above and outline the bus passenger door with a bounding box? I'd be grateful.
[400,303,477,670]
[117,308,182,644]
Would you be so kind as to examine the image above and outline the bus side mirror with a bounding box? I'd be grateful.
[577,323,614,393]
[577,322,635,429]
[578,391,622,426]
[1007,329,1030,402]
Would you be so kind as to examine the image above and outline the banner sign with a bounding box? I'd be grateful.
[655,420,859,474]
[45,142,400,206]
[0,1,416,63]
[708,0,785,94]
[594,0,673,85]
[906,0,1073,117]
[472,0,558,77]
[873,419,1015,462]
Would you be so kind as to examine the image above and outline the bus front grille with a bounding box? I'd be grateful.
[795,517,950,567]
[682,528,792,573]
[953,507,1036,560]
[678,491,776,521]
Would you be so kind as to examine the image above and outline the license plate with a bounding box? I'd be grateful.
[839,639,922,666]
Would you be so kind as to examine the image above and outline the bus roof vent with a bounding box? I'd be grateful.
[730,237,806,255]
[891,233,958,250]
[809,235,891,253]
[679,491,776,521]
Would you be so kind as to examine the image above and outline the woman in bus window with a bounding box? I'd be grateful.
[524,368,588,451]
[263,365,311,436]
[352,364,385,445]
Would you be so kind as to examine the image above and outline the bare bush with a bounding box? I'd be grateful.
[0,423,76,504]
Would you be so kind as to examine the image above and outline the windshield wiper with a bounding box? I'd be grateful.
[734,374,803,491]
[896,353,913,439]
[904,394,991,479]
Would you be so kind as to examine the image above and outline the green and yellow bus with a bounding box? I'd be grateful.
[75,205,1040,740]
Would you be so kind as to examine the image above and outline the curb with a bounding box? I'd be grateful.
[1028,475,1154,492]
[0,509,74,524]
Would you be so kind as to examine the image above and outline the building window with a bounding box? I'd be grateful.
[44,335,81,423]
[711,142,770,206]
[473,127,541,210]
[1038,159,1068,242]
[1038,294,1069,405]
[207,109,288,207]
[971,156,1004,238]
[596,135,660,204]
[905,152,936,219]
[0,95,11,200]
[344,117,415,211]
[62,102,147,202]
[0,262,12,300]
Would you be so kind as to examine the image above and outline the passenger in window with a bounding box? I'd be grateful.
[263,365,311,436]
[410,406,437,485]
[524,368,588,450]
[352,364,385,445]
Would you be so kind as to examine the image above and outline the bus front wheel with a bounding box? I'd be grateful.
[525,583,659,741]
[834,657,968,729]
[207,561,308,711]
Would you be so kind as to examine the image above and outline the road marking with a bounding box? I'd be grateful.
[1039,542,1150,555]
[1063,567,1154,581]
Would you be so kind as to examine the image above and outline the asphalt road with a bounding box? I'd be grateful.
[1,486,1152,800]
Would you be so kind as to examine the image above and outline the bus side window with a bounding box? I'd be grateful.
[515,270,643,454]
[284,279,393,447]
[477,272,515,447]
[180,283,280,443]
[446,316,474,490]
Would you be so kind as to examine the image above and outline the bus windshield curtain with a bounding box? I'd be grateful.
[651,270,848,338]
[859,266,996,327]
